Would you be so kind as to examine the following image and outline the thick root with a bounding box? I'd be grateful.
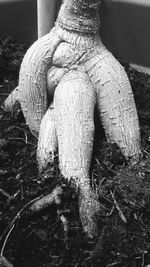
[37,103,57,170]
[57,0,100,34]
[52,41,86,67]
[54,69,96,181]
[19,27,61,137]
[54,69,101,237]
[47,66,69,102]
[29,186,63,213]
[79,185,101,238]
[85,47,141,162]
[4,87,20,112]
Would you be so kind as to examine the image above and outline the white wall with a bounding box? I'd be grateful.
[0,0,37,43]
[100,0,150,68]
[0,0,36,2]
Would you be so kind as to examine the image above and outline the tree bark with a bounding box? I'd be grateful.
[56,0,100,34]
[3,0,141,237]
[19,29,61,137]
[37,103,57,169]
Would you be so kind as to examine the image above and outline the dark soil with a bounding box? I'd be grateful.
[0,37,150,267]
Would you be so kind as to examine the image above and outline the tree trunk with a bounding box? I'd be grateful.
[37,0,56,38]
[56,0,100,34]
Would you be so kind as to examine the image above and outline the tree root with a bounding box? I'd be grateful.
[79,187,101,238]
[0,184,101,267]
[3,87,20,113]
[0,186,64,266]
[29,186,63,213]
[29,184,101,238]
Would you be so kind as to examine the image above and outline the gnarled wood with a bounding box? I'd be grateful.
[4,86,20,112]
[37,103,57,170]
[19,28,61,137]
[84,47,141,161]
[3,0,141,237]
[54,70,96,182]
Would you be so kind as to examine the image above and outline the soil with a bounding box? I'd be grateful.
[0,37,150,267]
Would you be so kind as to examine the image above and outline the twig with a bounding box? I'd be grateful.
[107,262,122,266]
[0,186,63,265]
[0,196,42,265]
[8,137,34,146]
[60,214,68,234]
[141,251,147,267]
[12,126,28,144]
[0,225,15,257]
[95,158,101,165]
[110,190,127,224]
[0,196,40,241]
[143,150,150,155]
[7,126,35,146]
[0,92,9,96]
[0,188,11,199]
[0,186,63,242]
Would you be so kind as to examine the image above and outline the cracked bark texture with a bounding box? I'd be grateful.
[4,0,141,237]
[37,103,57,169]
[54,70,95,180]
[57,0,100,34]
[19,28,61,137]
[83,48,141,161]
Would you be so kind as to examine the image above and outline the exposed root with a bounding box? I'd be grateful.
[0,196,41,257]
[79,187,101,238]
[0,186,64,266]
[3,86,20,112]
[0,225,15,259]
[37,104,58,170]
[59,213,69,242]
[29,186,63,213]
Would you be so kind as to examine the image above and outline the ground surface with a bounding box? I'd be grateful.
[0,37,150,267]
